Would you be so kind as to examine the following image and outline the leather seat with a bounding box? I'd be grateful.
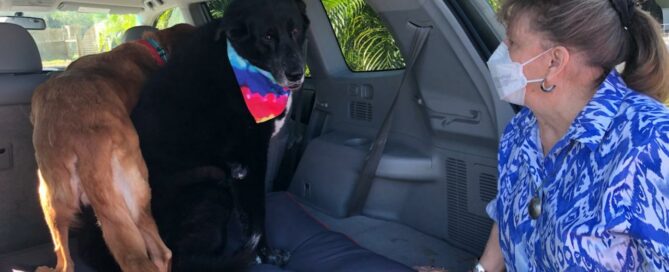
[0,22,52,258]
[1,192,412,271]
[0,23,49,105]
[259,192,413,271]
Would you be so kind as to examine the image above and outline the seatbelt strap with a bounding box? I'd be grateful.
[347,24,431,215]
[272,39,310,191]
[290,38,309,151]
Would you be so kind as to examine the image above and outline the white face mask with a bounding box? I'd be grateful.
[487,43,551,106]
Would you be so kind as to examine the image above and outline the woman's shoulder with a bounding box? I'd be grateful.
[606,93,669,244]
[617,90,669,140]
[599,87,669,176]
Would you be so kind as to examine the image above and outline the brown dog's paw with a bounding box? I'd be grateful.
[34,266,55,272]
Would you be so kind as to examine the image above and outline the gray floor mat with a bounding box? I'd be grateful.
[302,204,477,271]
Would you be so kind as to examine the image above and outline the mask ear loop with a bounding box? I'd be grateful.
[521,48,552,66]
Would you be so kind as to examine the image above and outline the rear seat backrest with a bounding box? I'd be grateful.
[122,25,159,43]
[0,23,48,105]
[0,22,51,254]
[0,23,42,74]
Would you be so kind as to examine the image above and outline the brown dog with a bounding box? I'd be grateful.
[30,23,195,272]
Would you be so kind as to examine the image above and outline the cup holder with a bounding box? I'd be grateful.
[344,137,371,147]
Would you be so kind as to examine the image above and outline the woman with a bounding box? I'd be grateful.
[477,0,669,271]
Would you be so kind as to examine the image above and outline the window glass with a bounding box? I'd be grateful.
[486,0,500,12]
[0,11,140,69]
[155,8,185,29]
[206,0,233,19]
[322,0,404,72]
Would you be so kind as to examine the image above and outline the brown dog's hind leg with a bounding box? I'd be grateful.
[137,208,172,272]
[36,168,76,272]
[132,154,172,272]
[77,140,159,272]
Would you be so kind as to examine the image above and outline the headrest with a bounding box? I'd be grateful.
[0,23,42,74]
[122,25,159,43]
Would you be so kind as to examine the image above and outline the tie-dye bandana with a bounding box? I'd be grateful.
[227,40,290,123]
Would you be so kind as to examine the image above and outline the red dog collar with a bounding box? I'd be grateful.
[137,39,167,66]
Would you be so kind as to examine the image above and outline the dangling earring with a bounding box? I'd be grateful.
[541,80,556,92]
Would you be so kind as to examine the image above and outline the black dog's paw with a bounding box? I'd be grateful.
[260,246,292,267]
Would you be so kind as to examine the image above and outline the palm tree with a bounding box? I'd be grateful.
[487,0,500,12]
[322,0,404,71]
[207,0,234,19]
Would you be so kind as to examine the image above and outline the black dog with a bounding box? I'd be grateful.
[129,0,309,271]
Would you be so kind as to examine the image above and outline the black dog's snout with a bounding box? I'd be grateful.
[286,71,304,82]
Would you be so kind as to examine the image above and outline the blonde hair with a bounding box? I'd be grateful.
[500,0,669,101]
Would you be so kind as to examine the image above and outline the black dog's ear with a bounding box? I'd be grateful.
[215,15,250,42]
[295,0,310,27]
[294,0,306,13]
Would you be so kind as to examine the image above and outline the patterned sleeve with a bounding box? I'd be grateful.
[487,110,524,224]
[614,137,669,270]
[485,108,531,223]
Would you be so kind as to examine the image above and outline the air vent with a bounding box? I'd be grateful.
[479,173,497,202]
[446,158,492,254]
[349,101,372,121]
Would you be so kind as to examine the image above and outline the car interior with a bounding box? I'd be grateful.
[5,0,664,271]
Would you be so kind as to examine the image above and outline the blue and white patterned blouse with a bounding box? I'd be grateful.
[487,70,669,271]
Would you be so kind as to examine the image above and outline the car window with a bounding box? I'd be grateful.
[155,8,186,29]
[322,0,405,72]
[206,0,233,19]
[0,11,140,69]
[486,0,500,11]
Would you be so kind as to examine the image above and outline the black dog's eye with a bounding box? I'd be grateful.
[291,28,300,37]
[264,33,274,41]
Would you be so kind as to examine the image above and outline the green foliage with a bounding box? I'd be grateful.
[322,0,404,71]
[487,0,501,12]
[38,11,138,52]
[97,14,139,51]
[207,0,234,19]
[155,9,174,29]
[155,8,186,30]
[45,12,103,29]
[26,11,138,67]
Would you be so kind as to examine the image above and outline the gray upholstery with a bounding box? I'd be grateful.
[0,22,50,254]
[0,192,412,272]
[122,25,158,43]
[0,23,42,74]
